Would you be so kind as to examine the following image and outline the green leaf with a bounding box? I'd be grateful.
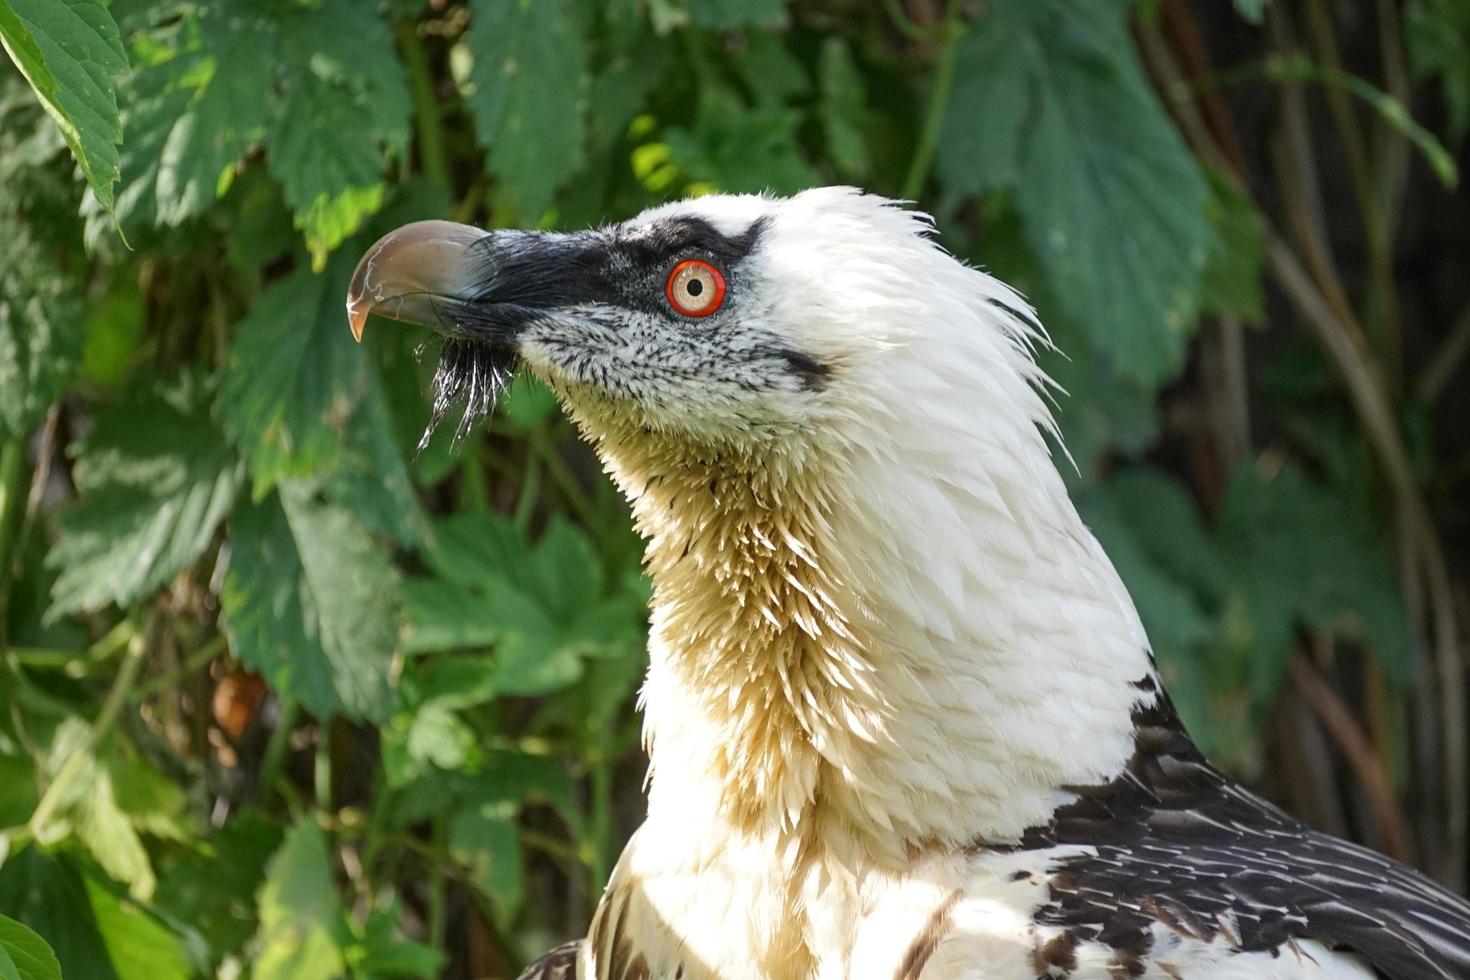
[350,898,444,980]
[220,248,417,518]
[403,579,503,654]
[449,805,523,924]
[150,7,274,226]
[466,0,588,219]
[1234,0,1269,23]
[30,722,156,898]
[80,875,190,980]
[47,381,242,618]
[733,31,808,108]
[1406,0,1470,143]
[818,38,870,178]
[0,235,82,441]
[688,0,786,29]
[423,512,528,589]
[266,0,409,265]
[0,0,127,210]
[528,518,602,621]
[222,488,400,722]
[154,813,285,960]
[501,375,560,429]
[323,360,427,550]
[1200,170,1265,323]
[268,77,387,270]
[662,88,820,195]
[0,914,60,980]
[0,849,116,980]
[938,0,1212,383]
[253,821,347,980]
[1216,461,1416,698]
[101,0,407,250]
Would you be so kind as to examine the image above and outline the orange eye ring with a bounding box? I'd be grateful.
[665,259,727,317]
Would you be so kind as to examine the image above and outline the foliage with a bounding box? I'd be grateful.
[1,0,1467,975]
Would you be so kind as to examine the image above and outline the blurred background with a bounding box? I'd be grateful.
[1,0,1468,976]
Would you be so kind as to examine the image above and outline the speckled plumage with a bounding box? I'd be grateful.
[358,189,1470,979]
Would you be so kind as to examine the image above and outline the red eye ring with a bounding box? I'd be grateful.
[665,259,727,318]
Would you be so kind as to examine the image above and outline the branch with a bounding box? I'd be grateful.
[1268,233,1467,886]
[1417,300,1470,406]
[1289,653,1411,862]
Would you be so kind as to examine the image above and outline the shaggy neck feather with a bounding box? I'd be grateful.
[574,395,1155,869]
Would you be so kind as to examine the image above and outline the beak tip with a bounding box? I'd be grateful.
[347,302,368,343]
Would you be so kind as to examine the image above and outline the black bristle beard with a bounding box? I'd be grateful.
[418,337,518,451]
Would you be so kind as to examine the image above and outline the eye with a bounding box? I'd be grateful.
[665,259,727,317]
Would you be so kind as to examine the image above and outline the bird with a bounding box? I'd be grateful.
[347,187,1470,980]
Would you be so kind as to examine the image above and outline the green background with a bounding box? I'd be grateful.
[1,0,1468,976]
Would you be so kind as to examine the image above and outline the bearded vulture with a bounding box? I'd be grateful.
[347,188,1470,979]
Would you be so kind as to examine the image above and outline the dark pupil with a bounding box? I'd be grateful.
[686,278,704,297]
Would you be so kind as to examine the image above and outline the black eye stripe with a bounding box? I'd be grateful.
[618,216,767,269]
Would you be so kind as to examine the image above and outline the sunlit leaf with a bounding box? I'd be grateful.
[81,875,190,980]
[0,0,127,210]
[0,914,60,980]
[48,381,242,618]
[253,822,347,980]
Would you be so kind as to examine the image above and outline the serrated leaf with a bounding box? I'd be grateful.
[253,822,347,980]
[466,0,587,218]
[151,8,274,226]
[0,233,82,441]
[528,518,602,621]
[101,0,407,250]
[266,0,409,264]
[0,0,127,210]
[423,512,528,589]
[938,0,1212,383]
[220,249,416,513]
[663,88,819,195]
[0,914,60,980]
[222,488,400,722]
[47,382,242,619]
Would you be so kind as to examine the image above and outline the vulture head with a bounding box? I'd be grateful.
[346,187,1054,475]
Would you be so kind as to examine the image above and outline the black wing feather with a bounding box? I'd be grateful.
[1025,684,1470,978]
[516,939,582,980]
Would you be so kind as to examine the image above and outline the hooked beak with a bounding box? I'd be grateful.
[346,220,490,343]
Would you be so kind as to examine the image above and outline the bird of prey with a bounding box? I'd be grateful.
[347,188,1470,980]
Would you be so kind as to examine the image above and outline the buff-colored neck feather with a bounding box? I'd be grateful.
[568,379,1154,877]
